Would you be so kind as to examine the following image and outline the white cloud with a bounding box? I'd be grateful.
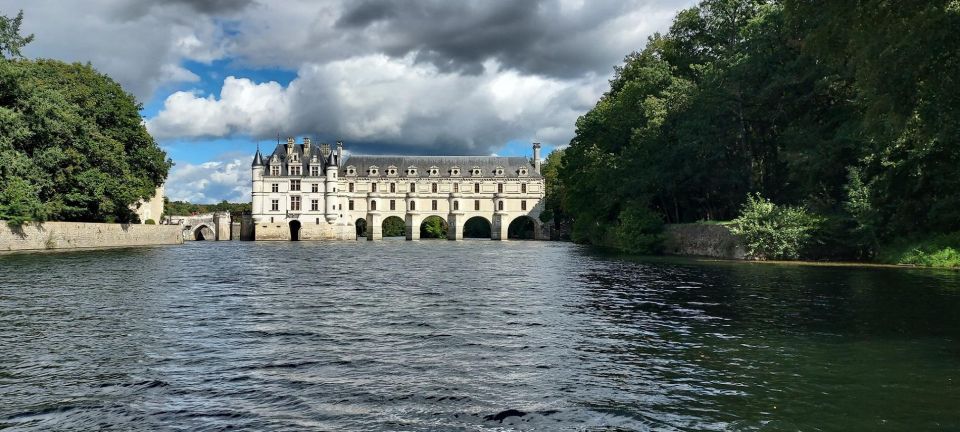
[165,155,249,203]
[147,54,607,153]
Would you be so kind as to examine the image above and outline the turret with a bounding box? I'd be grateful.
[533,142,542,174]
[324,157,339,223]
[251,146,265,216]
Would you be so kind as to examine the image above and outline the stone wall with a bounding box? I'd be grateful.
[662,223,746,259]
[0,221,183,253]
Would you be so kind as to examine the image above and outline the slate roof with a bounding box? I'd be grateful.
[253,143,336,171]
[340,155,539,178]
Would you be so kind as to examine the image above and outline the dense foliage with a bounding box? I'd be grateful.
[730,193,821,260]
[164,199,251,217]
[420,215,448,239]
[382,216,405,237]
[552,0,960,261]
[0,13,171,224]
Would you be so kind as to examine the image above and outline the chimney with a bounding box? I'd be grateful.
[533,142,542,174]
[336,141,343,166]
[286,137,294,154]
[303,137,311,154]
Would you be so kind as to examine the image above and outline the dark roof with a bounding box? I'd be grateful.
[340,155,539,178]
[251,148,264,166]
[253,143,336,171]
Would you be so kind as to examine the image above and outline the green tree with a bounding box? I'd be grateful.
[420,215,447,239]
[0,10,33,59]
[382,216,405,237]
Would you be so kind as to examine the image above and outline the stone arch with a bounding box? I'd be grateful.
[289,220,302,241]
[355,217,367,239]
[463,216,492,239]
[381,215,405,238]
[419,215,448,239]
[507,215,537,240]
[193,224,215,241]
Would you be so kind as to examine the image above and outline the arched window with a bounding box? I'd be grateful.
[371,200,377,211]
[498,201,504,211]
[453,201,459,211]
[410,201,416,211]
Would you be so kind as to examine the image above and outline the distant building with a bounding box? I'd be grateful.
[132,184,165,224]
[250,138,546,240]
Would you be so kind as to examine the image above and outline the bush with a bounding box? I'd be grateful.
[613,205,664,254]
[730,193,822,260]
[144,219,156,225]
[877,232,960,268]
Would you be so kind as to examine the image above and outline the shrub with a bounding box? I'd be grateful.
[730,193,822,260]
[144,219,156,225]
[613,205,664,254]
[877,232,960,268]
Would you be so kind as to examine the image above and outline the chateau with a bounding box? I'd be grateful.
[250,138,546,241]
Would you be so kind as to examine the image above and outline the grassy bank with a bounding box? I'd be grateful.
[876,233,960,269]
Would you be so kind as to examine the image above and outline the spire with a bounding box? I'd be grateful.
[252,143,264,166]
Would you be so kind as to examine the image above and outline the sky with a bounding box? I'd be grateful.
[2,0,695,203]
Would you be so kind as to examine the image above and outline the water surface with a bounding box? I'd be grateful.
[1,241,958,430]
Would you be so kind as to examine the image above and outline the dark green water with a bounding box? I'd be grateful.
[1,241,958,431]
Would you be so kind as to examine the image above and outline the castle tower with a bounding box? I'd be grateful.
[324,149,339,223]
[251,146,265,217]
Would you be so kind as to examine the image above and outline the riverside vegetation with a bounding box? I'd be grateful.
[540,0,960,268]
[0,10,170,226]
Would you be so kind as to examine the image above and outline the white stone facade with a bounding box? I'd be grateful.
[251,138,546,241]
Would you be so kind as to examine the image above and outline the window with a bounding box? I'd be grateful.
[369,167,378,176]
[521,183,527,193]
[316,218,320,224]
[347,167,356,175]
[521,200,527,211]
[390,200,396,210]
[271,183,279,193]
[348,200,354,210]
[390,183,396,193]
[309,183,317,193]
[453,201,459,211]
[290,165,302,176]
[270,166,280,176]
[432,183,438,193]
[453,183,459,193]
[498,200,503,211]
[474,183,480,193]
[371,183,377,193]
[271,199,279,211]
[497,183,503,193]
[371,200,377,210]
[290,180,301,191]
[311,199,319,211]
[388,168,397,176]
[410,183,416,192]
[290,153,299,162]
[410,201,416,211]
[451,168,460,176]
[270,216,274,223]
[349,183,355,192]
[519,168,527,176]
[431,200,437,211]
[495,168,504,176]
[310,166,319,176]
[429,166,439,176]
[291,196,301,211]
[474,200,480,211]
[408,167,418,176]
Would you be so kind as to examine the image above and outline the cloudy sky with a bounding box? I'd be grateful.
[3,0,694,202]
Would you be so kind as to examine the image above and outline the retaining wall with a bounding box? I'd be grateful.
[0,221,183,253]
[662,223,746,259]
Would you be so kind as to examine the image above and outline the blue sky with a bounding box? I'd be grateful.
[7,0,694,202]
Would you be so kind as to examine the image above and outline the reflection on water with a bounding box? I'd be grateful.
[1,241,958,431]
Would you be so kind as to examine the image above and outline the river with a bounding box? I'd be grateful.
[1,241,958,431]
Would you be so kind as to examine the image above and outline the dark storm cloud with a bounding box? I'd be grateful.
[332,0,676,78]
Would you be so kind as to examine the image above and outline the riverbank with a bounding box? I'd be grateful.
[0,221,183,253]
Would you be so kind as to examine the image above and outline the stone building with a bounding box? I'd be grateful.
[250,138,546,241]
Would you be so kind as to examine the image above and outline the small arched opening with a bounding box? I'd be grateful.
[381,216,405,238]
[508,216,536,240]
[194,225,215,241]
[419,215,448,239]
[355,218,367,239]
[463,216,491,239]
[289,220,302,241]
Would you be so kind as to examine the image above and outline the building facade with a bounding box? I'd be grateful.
[251,137,546,241]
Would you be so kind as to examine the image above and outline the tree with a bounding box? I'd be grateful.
[0,59,171,223]
[420,216,448,239]
[0,10,33,59]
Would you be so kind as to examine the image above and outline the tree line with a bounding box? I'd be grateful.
[544,0,960,262]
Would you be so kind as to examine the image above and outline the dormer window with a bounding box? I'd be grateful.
[407,166,418,176]
[518,168,528,176]
[310,165,319,176]
[346,166,356,176]
[450,166,461,177]
[471,166,482,177]
[270,164,280,176]
[429,166,439,176]
[494,166,504,176]
[387,166,398,176]
[290,153,299,163]
[368,166,379,176]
